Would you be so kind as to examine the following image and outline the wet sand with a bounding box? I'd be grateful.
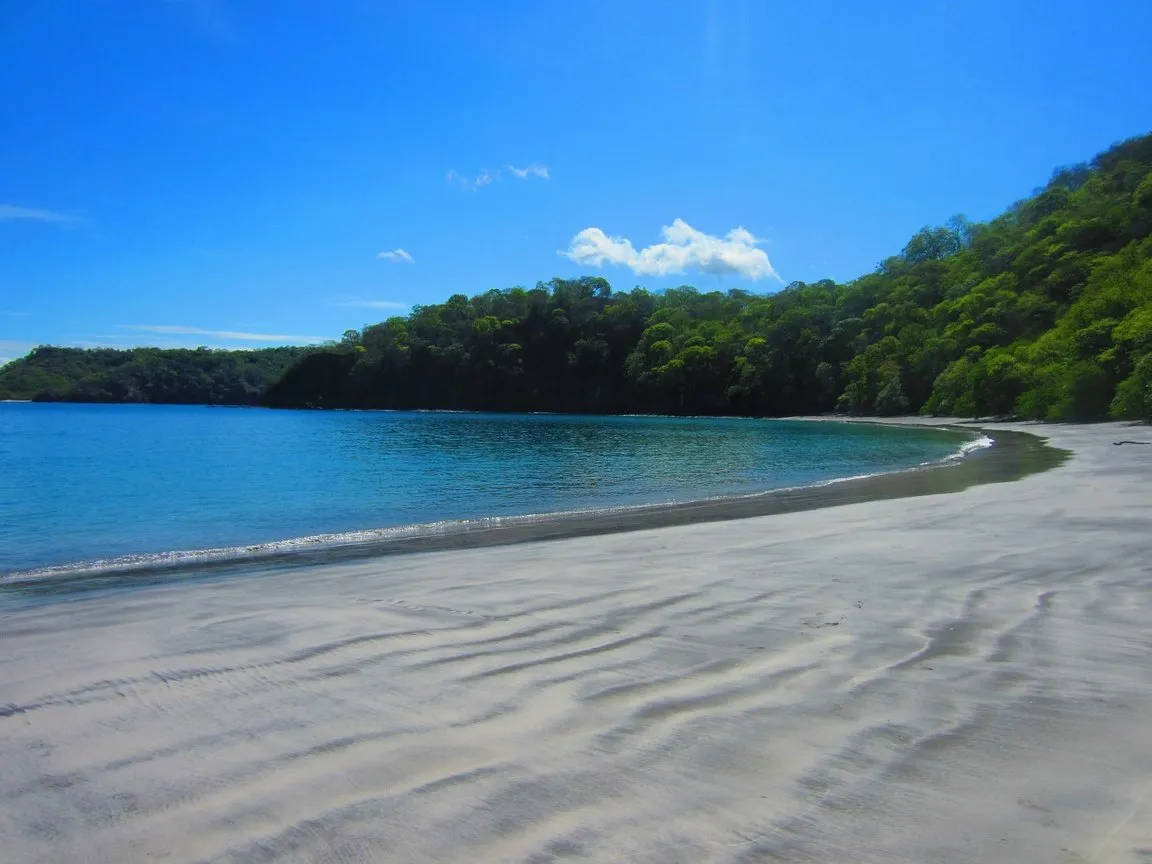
[2,421,1151,862]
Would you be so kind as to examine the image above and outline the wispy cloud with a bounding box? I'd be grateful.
[507,163,550,180]
[332,299,410,311]
[0,357,14,367]
[0,310,32,317]
[446,164,549,190]
[563,219,780,281]
[69,340,141,350]
[71,338,270,351]
[447,168,500,191]
[376,248,414,264]
[0,204,84,227]
[0,339,35,355]
[117,325,327,343]
[446,169,473,189]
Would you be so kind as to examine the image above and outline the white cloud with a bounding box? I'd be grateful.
[447,168,495,190]
[507,163,550,180]
[563,219,780,281]
[70,341,136,349]
[117,325,327,343]
[66,335,294,350]
[376,248,414,263]
[0,310,32,316]
[447,169,495,191]
[332,299,410,310]
[71,338,272,351]
[446,164,547,190]
[0,204,83,226]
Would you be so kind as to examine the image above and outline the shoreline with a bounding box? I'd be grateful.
[1,420,1150,861]
[1,423,1061,602]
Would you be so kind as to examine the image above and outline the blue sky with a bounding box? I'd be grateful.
[2,0,1150,363]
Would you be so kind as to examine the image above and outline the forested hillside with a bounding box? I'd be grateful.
[267,134,1152,421]
[0,346,308,404]
[6,134,1150,420]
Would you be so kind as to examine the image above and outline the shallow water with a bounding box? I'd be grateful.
[0,424,1136,864]
[0,404,974,577]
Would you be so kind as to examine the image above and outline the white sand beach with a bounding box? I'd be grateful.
[2,421,1151,863]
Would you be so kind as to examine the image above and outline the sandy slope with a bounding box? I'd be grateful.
[1,422,1150,863]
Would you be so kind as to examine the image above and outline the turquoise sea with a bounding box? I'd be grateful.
[0,403,981,580]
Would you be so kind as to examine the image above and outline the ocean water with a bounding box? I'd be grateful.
[0,403,978,578]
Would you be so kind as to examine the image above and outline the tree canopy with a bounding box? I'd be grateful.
[265,134,1152,421]
[0,346,308,405]
[6,133,1152,422]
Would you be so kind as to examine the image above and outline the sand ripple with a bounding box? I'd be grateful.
[1,422,1151,862]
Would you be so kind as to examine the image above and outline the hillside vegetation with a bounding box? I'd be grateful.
[5,134,1151,421]
[267,134,1152,421]
[0,346,308,405]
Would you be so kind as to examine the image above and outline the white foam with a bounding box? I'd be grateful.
[953,434,995,458]
[2,430,998,588]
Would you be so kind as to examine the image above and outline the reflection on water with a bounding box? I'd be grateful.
[0,427,1066,606]
[2,404,978,577]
